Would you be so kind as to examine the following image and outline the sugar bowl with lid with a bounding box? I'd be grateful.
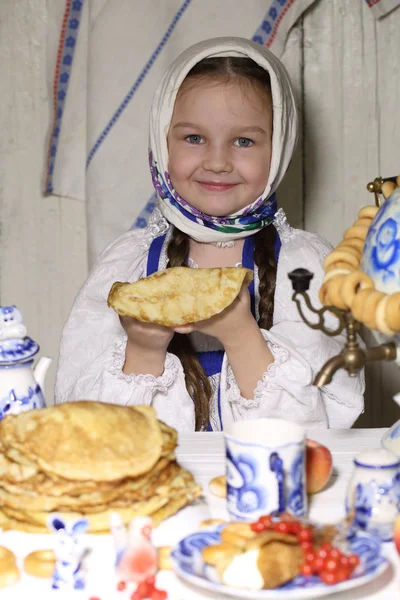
[346,447,400,541]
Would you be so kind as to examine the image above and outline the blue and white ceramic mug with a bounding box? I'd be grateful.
[224,418,307,521]
[346,448,400,542]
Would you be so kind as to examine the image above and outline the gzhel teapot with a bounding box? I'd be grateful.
[0,306,52,420]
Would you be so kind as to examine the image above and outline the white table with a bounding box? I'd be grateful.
[1,429,399,600]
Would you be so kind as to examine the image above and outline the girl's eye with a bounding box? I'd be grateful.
[235,138,253,147]
[185,135,203,144]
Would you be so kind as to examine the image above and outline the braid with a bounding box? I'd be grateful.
[166,227,212,430]
[253,225,278,330]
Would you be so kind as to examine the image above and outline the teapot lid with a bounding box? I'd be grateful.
[0,306,39,365]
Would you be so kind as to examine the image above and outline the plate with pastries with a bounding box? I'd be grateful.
[171,514,389,598]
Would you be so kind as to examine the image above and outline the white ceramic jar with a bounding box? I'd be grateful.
[346,448,400,541]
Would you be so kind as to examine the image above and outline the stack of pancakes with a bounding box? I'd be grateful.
[0,402,201,533]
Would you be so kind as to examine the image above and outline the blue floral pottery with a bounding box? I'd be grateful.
[361,187,400,297]
[0,306,51,419]
[171,523,388,598]
[346,448,400,542]
[224,418,307,521]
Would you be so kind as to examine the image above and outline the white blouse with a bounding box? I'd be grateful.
[54,208,364,432]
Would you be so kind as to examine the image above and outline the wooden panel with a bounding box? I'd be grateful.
[302,0,400,427]
[0,0,88,404]
[278,22,304,230]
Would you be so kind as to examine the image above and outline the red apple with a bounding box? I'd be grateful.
[305,438,333,494]
[394,514,400,555]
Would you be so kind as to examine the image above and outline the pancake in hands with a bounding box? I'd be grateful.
[107,266,253,327]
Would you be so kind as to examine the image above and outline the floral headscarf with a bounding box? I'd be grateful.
[149,37,298,243]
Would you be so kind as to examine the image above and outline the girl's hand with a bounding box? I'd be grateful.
[120,316,174,352]
[173,284,255,347]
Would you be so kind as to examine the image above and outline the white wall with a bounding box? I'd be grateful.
[1,0,399,424]
[0,0,88,403]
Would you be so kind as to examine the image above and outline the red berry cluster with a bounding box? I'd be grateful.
[250,515,361,586]
[300,543,360,586]
[116,576,168,600]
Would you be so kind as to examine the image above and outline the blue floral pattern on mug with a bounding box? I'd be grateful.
[225,437,306,520]
[287,451,306,515]
[226,447,267,515]
[361,187,400,295]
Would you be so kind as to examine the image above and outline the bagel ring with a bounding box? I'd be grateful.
[0,547,19,588]
[385,292,400,331]
[343,225,369,241]
[325,275,348,310]
[338,238,365,253]
[351,289,375,323]
[24,550,55,579]
[340,271,374,310]
[396,176,400,187]
[375,296,396,336]
[319,282,330,306]
[322,268,354,285]
[208,475,227,498]
[381,181,396,199]
[157,546,172,571]
[353,218,374,228]
[199,518,227,530]
[357,205,379,220]
[324,249,360,270]
[325,261,357,272]
[361,290,386,330]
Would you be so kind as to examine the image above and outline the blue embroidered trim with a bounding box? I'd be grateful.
[86,0,193,169]
[132,193,158,229]
[252,0,293,47]
[46,0,84,194]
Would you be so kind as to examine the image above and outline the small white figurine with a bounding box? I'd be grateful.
[48,514,88,590]
[111,514,158,585]
[0,306,27,341]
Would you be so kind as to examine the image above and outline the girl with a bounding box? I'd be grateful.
[55,37,364,432]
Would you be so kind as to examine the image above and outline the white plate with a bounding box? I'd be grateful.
[171,524,389,599]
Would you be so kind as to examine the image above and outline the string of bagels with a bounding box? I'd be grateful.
[319,177,400,336]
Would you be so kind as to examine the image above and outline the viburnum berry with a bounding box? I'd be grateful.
[251,520,266,533]
[314,556,327,573]
[300,563,314,577]
[320,571,338,585]
[348,553,360,568]
[273,521,291,534]
[304,550,315,563]
[117,581,127,591]
[297,527,313,543]
[324,557,339,573]
[259,515,273,528]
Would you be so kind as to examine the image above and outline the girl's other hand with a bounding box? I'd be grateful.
[120,316,174,377]
[120,316,174,352]
[173,284,255,347]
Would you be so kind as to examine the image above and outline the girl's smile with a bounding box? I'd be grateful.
[167,79,273,217]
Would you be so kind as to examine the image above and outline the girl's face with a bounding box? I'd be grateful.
[167,78,273,217]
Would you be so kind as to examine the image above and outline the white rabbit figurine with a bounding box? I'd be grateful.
[48,514,88,590]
